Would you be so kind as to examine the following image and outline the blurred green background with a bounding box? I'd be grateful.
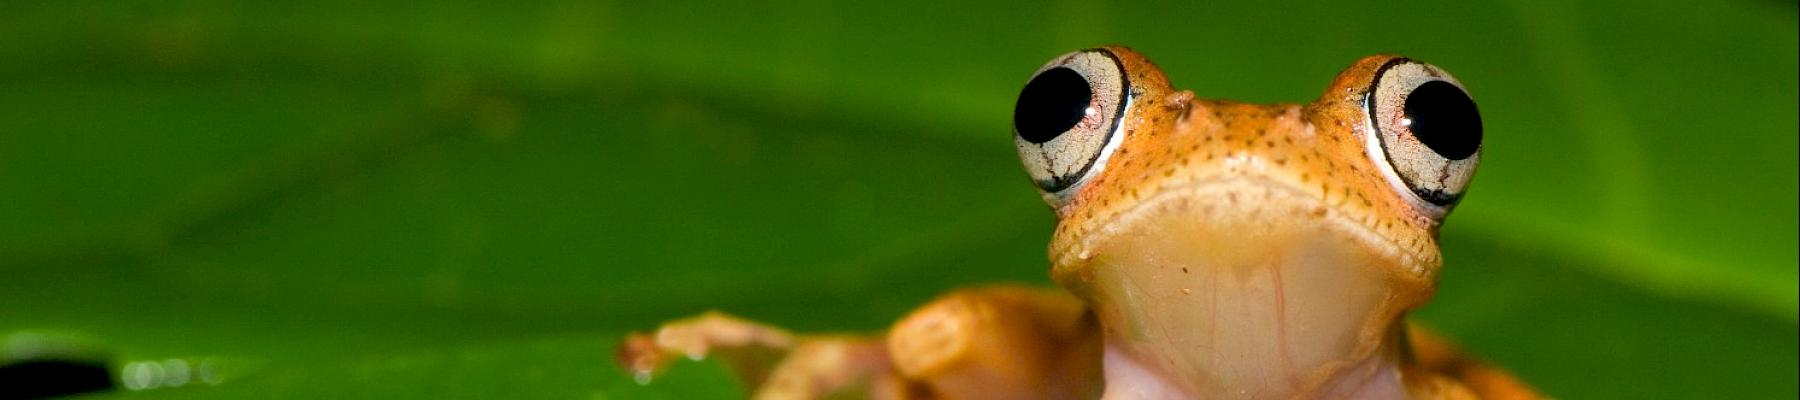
[2,0,1794,398]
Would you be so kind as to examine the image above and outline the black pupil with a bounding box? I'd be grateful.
[1014,67,1093,144]
[1403,80,1482,160]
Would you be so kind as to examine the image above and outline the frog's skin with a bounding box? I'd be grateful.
[618,46,1538,400]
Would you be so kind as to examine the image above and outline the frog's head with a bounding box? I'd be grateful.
[1010,46,1483,397]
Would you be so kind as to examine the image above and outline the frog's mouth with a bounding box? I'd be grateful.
[1050,174,1436,276]
[1050,176,1438,398]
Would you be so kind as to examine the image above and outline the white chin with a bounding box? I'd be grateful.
[1073,179,1430,399]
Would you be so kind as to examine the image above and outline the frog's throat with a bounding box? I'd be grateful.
[1050,176,1439,399]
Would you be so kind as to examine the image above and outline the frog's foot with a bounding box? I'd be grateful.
[617,312,900,399]
[617,311,798,386]
[886,285,1102,400]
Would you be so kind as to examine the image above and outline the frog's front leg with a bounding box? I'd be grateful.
[618,286,1102,400]
[1405,325,1541,400]
[886,285,1102,400]
[617,312,898,399]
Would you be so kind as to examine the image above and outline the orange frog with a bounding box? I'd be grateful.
[619,46,1539,400]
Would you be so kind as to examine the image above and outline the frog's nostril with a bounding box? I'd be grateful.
[1015,67,1093,144]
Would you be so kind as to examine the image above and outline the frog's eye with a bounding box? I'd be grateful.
[1364,59,1481,210]
[1013,49,1131,204]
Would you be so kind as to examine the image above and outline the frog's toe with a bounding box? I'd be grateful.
[888,295,977,377]
[615,332,671,383]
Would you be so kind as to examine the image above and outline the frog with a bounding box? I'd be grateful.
[616,46,1539,400]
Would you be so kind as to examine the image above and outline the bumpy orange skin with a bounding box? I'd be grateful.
[620,45,1538,400]
[1042,46,1532,399]
[1049,47,1441,283]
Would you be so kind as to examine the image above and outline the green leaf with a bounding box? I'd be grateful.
[2,0,1793,399]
